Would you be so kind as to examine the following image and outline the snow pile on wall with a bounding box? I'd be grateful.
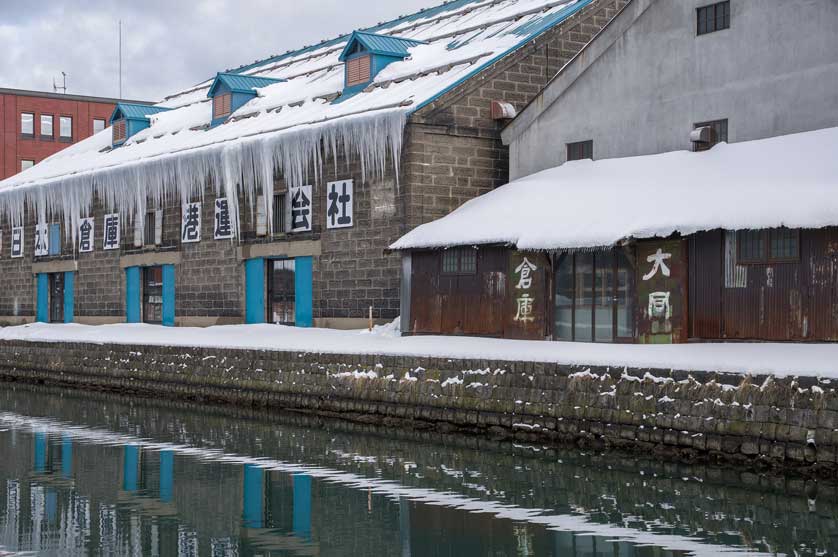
[391,126,838,251]
[3,321,838,377]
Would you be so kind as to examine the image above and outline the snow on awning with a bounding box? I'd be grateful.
[391,126,838,251]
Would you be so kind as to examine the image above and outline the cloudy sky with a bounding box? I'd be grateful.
[0,0,433,102]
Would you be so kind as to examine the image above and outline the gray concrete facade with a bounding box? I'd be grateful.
[504,0,838,179]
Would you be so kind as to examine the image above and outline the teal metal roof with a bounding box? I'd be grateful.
[207,72,285,98]
[110,103,169,123]
[338,31,426,61]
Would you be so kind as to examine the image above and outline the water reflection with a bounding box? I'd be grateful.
[0,383,833,556]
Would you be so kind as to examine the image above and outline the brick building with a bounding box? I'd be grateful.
[0,0,626,328]
[0,88,151,180]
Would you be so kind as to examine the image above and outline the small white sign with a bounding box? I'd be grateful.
[290,185,313,233]
[326,179,353,229]
[103,213,121,250]
[34,223,49,257]
[11,227,23,258]
[79,217,95,253]
[214,198,233,240]
[182,202,201,243]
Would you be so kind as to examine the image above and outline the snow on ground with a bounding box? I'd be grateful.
[1,321,837,378]
[391,126,838,251]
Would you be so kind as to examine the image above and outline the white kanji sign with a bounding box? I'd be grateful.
[79,217,94,253]
[103,214,121,250]
[642,248,672,281]
[214,198,233,240]
[514,293,535,322]
[648,291,672,319]
[34,223,49,257]
[326,179,353,229]
[290,185,313,233]
[182,202,201,243]
[11,227,23,258]
[514,257,537,289]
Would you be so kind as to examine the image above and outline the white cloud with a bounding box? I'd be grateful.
[0,0,434,101]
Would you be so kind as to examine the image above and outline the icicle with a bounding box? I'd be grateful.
[0,108,408,243]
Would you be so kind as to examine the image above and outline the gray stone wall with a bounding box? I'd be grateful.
[0,219,36,323]
[2,339,837,474]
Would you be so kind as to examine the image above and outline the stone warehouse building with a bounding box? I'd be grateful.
[393,0,838,343]
[0,0,627,328]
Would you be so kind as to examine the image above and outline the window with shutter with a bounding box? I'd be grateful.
[213,93,232,119]
[256,195,267,237]
[345,55,372,87]
[113,120,127,143]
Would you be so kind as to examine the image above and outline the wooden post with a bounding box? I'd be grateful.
[368,306,373,332]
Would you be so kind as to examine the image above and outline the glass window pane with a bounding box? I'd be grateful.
[93,119,106,133]
[41,115,53,136]
[574,252,594,342]
[21,113,34,135]
[60,116,72,138]
[442,250,458,274]
[616,250,635,338]
[554,253,574,341]
[270,260,296,325]
[770,228,799,260]
[738,230,765,262]
[143,266,164,324]
[594,251,614,342]
[460,248,476,274]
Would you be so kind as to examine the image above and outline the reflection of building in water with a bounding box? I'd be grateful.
[0,396,830,557]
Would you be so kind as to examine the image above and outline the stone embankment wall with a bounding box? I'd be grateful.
[1,340,836,475]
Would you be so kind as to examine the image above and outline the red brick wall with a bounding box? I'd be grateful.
[0,92,118,180]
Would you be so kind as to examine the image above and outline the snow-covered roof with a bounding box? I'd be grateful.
[338,32,427,61]
[391,126,838,251]
[0,0,594,238]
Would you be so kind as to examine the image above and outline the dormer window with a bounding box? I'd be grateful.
[345,55,371,88]
[207,72,284,127]
[338,32,426,96]
[213,93,232,119]
[109,103,170,148]
[113,119,127,143]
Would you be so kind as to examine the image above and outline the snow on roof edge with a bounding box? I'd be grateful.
[391,126,838,252]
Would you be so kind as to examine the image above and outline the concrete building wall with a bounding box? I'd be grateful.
[507,0,838,179]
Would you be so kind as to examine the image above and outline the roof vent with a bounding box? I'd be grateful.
[491,100,517,120]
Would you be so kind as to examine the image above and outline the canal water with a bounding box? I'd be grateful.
[0,384,833,557]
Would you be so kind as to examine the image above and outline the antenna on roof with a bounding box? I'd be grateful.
[53,72,67,94]
[118,20,123,98]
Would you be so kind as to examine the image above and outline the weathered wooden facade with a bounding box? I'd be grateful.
[404,228,838,343]
[689,228,838,342]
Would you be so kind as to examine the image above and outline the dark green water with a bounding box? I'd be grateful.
[0,384,834,556]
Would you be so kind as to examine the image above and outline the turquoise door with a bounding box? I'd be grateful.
[294,256,313,328]
[245,258,265,324]
[36,274,49,323]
